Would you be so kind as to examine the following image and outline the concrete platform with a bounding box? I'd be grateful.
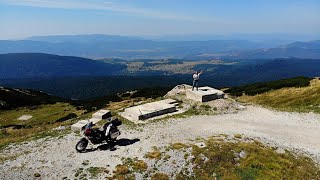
[71,109,111,132]
[71,118,103,132]
[186,86,224,102]
[120,99,178,122]
[92,109,111,119]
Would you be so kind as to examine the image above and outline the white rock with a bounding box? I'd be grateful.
[17,115,33,121]
[239,150,247,159]
[195,142,206,148]
[54,126,66,131]
[276,148,286,154]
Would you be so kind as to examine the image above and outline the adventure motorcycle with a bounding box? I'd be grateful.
[75,117,122,152]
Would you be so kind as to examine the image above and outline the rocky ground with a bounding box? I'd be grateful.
[1,105,320,179]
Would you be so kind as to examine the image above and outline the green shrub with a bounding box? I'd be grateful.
[225,76,312,96]
[131,86,173,99]
[55,113,77,122]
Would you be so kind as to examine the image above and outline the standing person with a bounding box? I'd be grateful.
[192,70,202,91]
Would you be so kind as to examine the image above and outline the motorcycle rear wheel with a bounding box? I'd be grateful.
[75,138,88,152]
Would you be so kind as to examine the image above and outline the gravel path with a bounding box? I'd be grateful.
[1,105,320,179]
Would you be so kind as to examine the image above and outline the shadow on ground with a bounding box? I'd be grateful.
[83,138,140,153]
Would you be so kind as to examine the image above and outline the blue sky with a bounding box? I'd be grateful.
[0,0,319,39]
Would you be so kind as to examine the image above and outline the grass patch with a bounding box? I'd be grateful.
[199,104,211,111]
[132,160,148,171]
[170,142,189,150]
[110,158,147,179]
[167,103,214,120]
[145,147,162,159]
[145,150,162,160]
[151,173,169,180]
[87,166,107,177]
[109,138,319,179]
[238,78,320,113]
[0,102,86,149]
[115,165,130,175]
[176,138,320,179]
[0,154,19,163]
[0,102,83,127]
[234,134,242,139]
[121,157,148,172]
[82,160,90,166]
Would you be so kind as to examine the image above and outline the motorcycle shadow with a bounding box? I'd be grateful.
[84,138,140,153]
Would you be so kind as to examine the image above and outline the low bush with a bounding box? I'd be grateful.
[225,76,312,96]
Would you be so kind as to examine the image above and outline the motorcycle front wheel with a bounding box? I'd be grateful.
[75,138,88,152]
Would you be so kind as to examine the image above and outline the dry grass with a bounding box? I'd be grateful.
[115,165,129,175]
[111,138,320,179]
[87,166,108,177]
[110,159,146,180]
[238,78,320,113]
[107,100,134,111]
[145,150,162,159]
[170,142,188,150]
[234,134,242,139]
[151,173,169,180]
[176,138,320,179]
[0,103,84,127]
[132,160,148,171]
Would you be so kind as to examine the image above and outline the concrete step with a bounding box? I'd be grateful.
[172,102,180,107]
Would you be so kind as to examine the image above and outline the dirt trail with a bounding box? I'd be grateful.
[1,106,320,179]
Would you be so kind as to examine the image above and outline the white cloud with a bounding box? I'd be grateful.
[0,0,216,22]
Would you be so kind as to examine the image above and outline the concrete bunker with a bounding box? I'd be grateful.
[71,109,111,132]
[119,99,179,122]
[186,86,224,102]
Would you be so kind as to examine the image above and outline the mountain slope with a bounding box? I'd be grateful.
[238,77,320,113]
[0,86,65,110]
[0,53,126,79]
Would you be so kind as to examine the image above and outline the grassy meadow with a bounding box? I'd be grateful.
[0,103,87,149]
[238,78,320,113]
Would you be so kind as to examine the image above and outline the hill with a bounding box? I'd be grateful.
[0,86,65,110]
[0,53,126,79]
[231,77,320,113]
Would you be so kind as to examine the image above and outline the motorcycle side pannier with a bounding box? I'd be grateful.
[112,118,122,126]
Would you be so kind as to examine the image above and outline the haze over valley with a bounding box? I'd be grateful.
[0,35,320,99]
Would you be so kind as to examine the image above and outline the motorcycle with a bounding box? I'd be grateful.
[75,117,122,152]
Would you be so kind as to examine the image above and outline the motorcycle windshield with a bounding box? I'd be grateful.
[84,122,93,129]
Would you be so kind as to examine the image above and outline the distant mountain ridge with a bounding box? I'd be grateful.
[26,34,143,43]
[0,34,300,59]
[281,40,320,49]
[231,40,320,59]
[0,53,126,79]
